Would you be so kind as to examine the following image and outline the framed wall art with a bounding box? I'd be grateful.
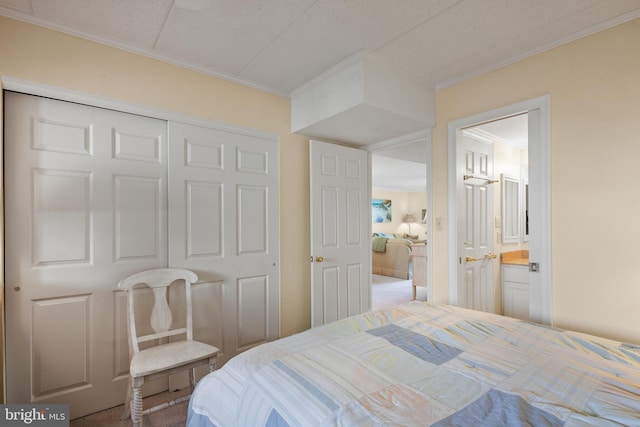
[372,199,392,223]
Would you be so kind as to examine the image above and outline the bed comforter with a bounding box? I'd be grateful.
[187,302,640,426]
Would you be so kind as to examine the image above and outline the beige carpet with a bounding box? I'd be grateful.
[71,388,190,427]
[371,273,414,310]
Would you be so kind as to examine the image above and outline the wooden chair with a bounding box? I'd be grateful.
[118,268,219,427]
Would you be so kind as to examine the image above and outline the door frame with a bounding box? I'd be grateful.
[447,96,552,324]
[366,129,433,303]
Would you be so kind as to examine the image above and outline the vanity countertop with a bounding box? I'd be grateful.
[501,250,529,266]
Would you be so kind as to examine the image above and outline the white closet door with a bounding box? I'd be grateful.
[4,92,168,418]
[168,121,279,365]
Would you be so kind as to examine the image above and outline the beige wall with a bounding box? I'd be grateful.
[0,15,312,349]
[432,18,640,343]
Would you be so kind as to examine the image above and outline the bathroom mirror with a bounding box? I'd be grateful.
[501,174,520,243]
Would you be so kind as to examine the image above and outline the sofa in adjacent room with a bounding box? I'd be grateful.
[371,234,416,279]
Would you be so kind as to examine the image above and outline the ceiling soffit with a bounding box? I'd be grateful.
[291,51,435,146]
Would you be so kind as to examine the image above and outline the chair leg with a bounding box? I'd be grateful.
[132,377,144,427]
[122,376,132,420]
[208,355,217,373]
[189,368,196,393]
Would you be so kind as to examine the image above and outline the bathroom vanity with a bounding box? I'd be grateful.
[501,251,529,320]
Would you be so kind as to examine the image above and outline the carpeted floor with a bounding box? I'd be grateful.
[371,273,415,310]
[70,388,191,427]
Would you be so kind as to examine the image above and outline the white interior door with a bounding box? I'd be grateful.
[168,121,279,365]
[310,140,370,327]
[4,91,167,418]
[448,97,551,323]
[456,134,496,313]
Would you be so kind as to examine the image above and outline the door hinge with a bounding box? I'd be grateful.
[529,262,539,272]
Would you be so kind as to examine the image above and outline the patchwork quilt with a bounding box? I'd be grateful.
[187,302,640,426]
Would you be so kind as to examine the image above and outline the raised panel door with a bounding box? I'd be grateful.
[4,92,167,418]
[310,140,370,327]
[457,135,496,313]
[168,121,279,365]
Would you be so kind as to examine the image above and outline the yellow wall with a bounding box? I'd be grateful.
[432,18,640,343]
[0,15,312,348]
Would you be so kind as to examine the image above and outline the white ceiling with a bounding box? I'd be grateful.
[372,154,427,192]
[1,0,639,97]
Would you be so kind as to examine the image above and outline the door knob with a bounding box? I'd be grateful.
[315,256,324,263]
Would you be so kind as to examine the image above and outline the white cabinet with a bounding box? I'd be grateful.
[502,264,529,320]
[411,244,427,300]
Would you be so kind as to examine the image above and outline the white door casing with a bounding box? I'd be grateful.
[310,140,370,327]
[525,108,552,324]
[168,121,279,365]
[448,96,552,325]
[4,91,168,418]
[456,135,495,312]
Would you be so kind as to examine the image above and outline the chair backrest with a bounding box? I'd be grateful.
[118,268,198,354]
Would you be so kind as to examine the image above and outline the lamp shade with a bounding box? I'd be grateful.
[403,213,416,223]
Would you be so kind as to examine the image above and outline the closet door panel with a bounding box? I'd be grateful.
[169,121,279,365]
[186,181,223,258]
[4,91,167,418]
[114,175,163,260]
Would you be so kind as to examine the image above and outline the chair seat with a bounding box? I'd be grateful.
[130,340,219,378]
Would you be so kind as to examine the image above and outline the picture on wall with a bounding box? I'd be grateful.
[372,199,392,223]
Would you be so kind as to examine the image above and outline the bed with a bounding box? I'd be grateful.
[187,302,640,426]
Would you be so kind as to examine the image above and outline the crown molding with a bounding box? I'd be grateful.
[435,8,640,91]
[0,7,289,98]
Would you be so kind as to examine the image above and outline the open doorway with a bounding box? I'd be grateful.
[370,138,430,310]
[459,113,529,316]
[447,96,552,325]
